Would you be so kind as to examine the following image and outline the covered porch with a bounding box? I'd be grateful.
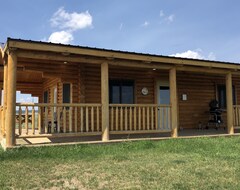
[0,38,239,149]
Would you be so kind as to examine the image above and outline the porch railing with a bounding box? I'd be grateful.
[109,104,171,132]
[16,103,102,135]
[13,103,171,136]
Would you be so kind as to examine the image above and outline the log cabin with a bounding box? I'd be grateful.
[0,38,240,149]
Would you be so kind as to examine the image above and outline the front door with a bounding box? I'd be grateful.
[157,81,170,130]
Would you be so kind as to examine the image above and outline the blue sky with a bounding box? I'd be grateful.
[1,0,240,102]
[1,0,240,63]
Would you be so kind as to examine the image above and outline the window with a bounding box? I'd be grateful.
[43,90,49,112]
[63,83,71,103]
[217,85,236,108]
[109,80,134,104]
[43,91,49,103]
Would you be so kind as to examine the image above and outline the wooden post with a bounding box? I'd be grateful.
[3,63,8,136]
[5,49,17,147]
[226,72,234,134]
[169,67,178,137]
[101,62,109,141]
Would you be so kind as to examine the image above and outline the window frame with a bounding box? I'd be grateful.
[109,79,135,104]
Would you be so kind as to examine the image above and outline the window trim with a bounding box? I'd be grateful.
[109,79,135,104]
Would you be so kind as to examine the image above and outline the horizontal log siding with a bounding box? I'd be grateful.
[178,74,240,129]
[84,65,155,104]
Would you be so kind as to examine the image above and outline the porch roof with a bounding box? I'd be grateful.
[1,38,240,72]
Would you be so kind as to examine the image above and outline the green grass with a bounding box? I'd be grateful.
[1,137,240,189]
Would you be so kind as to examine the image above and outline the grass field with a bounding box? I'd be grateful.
[1,137,240,189]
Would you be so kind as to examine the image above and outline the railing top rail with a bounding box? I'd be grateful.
[109,104,171,107]
[16,103,102,107]
[233,105,240,108]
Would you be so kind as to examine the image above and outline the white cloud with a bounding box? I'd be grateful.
[170,50,216,60]
[48,31,73,44]
[208,52,216,60]
[45,7,93,44]
[166,14,175,23]
[119,23,123,30]
[50,7,93,31]
[142,21,149,27]
[160,10,164,17]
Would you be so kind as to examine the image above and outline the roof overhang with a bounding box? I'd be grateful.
[5,38,240,71]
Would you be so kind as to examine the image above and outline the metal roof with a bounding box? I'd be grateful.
[6,37,240,66]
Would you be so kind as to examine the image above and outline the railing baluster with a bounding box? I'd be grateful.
[129,107,132,131]
[125,107,128,131]
[134,107,136,131]
[91,106,94,132]
[147,106,149,130]
[81,107,83,132]
[25,106,29,135]
[1,107,4,135]
[151,107,154,130]
[234,107,237,127]
[138,107,141,130]
[163,107,166,129]
[57,107,61,133]
[142,107,145,130]
[45,107,48,134]
[116,106,119,131]
[120,107,123,131]
[51,107,54,133]
[238,107,240,127]
[69,107,73,132]
[38,107,42,134]
[19,106,22,135]
[111,107,114,131]
[86,106,89,132]
[32,106,35,135]
[155,106,158,130]
[97,106,99,132]
[63,107,66,133]
[75,107,78,132]
[168,107,171,129]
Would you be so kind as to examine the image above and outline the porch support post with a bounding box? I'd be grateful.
[2,63,8,136]
[5,49,17,147]
[169,67,178,137]
[101,62,109,141]
[226,72,234,134]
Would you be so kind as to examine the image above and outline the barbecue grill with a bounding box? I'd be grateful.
[206,100,224,129]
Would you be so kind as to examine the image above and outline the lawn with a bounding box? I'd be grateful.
[0,137,240,190]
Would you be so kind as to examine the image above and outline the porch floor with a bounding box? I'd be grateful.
[14,128,240,147]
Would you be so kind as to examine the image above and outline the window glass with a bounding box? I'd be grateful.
[43,91,49,103]
[217,85,236,108]
[112,86,120,103]
[122,85,134,104]
[63,83,71,103]
[159,86,170,105]
[110,80,134,104]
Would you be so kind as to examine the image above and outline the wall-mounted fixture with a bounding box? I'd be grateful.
[182,94,187,101]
